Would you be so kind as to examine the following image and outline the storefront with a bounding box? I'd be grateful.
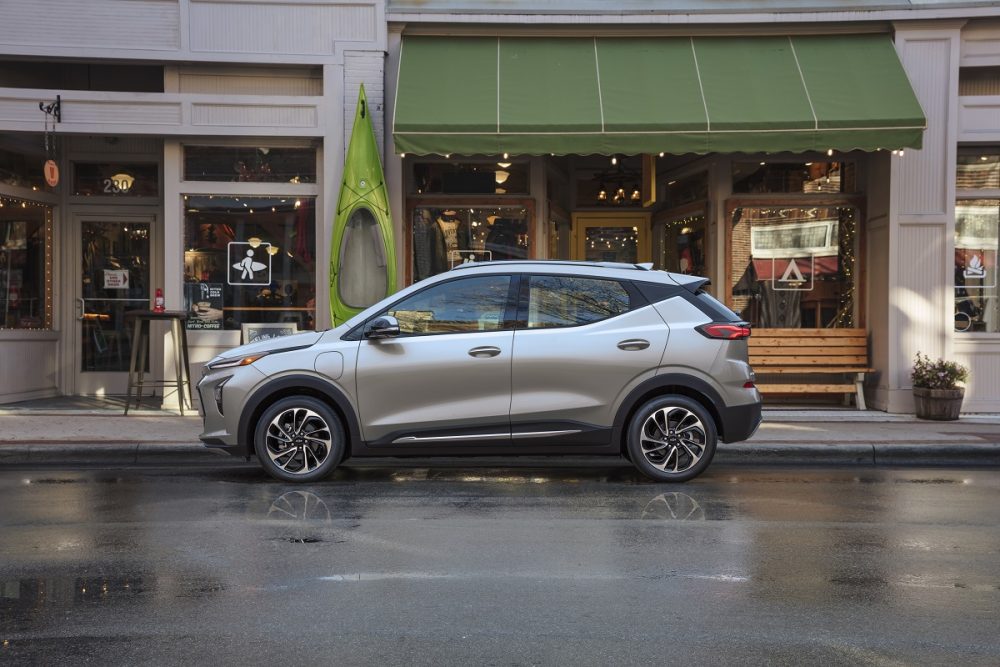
[381,11,1000,412]
[3,1,1000,414]
[384,33,920,409]
[0,0,382,406]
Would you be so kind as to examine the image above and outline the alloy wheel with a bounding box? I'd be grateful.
[639,406,708,474]
[264,407,334,475]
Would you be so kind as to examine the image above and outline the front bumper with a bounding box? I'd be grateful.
[197,365,266,454]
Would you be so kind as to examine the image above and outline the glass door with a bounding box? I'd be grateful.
[572,213,651,264]
[76,218,151,395]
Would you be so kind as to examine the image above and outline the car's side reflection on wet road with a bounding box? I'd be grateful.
[0,464,998,665]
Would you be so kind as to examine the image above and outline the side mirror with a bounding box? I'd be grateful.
[364,315,400,340]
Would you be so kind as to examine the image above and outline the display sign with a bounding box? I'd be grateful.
[72,162,158,197]
[957,249,996,289]
[448,249,492,268]
[185,283,224,330]
[241,322,298,344]
[108,172,135,194]
[44,159,59,187]
[103,269,130,289]
[228,241,272,286]
[771,256,815,292]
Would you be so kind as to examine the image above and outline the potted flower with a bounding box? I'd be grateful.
[911,353,969,420]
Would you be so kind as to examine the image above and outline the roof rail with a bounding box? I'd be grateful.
[450,259,656,272]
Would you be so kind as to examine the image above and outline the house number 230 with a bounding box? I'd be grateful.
[103,173,135,194]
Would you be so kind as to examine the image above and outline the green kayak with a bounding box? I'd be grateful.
[330,84,397,326]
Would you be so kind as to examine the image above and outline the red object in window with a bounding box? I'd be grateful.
[153,288,165,312]
[697,323,752,340]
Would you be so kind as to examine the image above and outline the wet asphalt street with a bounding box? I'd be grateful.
[0,462,998,665]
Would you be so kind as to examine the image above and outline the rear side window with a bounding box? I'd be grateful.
[524,275,631,328]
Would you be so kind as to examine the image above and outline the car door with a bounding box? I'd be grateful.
[355,273,518,445]
[509,274,669,445]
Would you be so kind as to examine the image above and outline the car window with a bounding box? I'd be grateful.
[382,275,512,335]
[526,275,631,328]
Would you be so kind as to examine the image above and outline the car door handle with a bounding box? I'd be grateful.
[468,346,502,358]
[617,339,650,351]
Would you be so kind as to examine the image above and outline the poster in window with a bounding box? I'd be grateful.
[241,322,298,344]
[185,282,224,330]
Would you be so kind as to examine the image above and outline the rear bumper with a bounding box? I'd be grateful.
[718,400,762,443]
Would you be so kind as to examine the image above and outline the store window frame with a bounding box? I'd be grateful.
[0,192,54,331]
[407,156,531,196]
[724,195,867,329]
[404,197,536,287]
[955,146,1000,337]
[177,139,320,341]
[182,194,319,332]
[70,161,162,200]
[652,200,710,277]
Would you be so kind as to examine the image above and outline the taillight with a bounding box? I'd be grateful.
[696,322,751,340]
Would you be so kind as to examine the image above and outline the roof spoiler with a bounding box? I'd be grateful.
[675,276,711,293]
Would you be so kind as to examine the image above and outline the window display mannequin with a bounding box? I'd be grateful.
[436,213,470,268]
[412,209,447,279]
[485,218,524,261]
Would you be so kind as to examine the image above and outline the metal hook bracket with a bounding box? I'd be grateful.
[39,95,61,123]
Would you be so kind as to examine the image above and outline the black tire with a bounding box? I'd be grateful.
[626,395,717,483]
[253,396,346,483]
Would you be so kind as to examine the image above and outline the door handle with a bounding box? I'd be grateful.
[617,339,650,351]
[468,346,502,358]
[76,297,85,321]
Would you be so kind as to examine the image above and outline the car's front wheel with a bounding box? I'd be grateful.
[253,396,346,482]
[626,395,717,482]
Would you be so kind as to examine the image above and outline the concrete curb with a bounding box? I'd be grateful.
[0,443,236,466]
[1,442,999,467]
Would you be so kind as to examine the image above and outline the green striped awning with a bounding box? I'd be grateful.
[392,34,925,156]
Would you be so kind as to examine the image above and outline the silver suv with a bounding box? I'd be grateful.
[198,261,761,483]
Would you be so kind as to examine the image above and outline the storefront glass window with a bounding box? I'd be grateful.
[0,148,51,193]
[654,213,707,276]
[664,172,708,209]
[183,196,316,331]
[730,206,858,328]
[732,161,855,194]
[576,157,644,208]
[957,153,1000,190]
[412,161,528,195]
[547,217,571,260]
[411,206,529,282]
[955,199,1000,333]
[0,195,51,329]
[73,162,159,197]
[183,146,316,183]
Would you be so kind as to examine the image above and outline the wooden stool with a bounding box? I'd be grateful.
[123,310,194,415]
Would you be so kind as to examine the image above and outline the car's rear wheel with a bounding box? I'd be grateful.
[626,395,717,482]
[253,396,345,483]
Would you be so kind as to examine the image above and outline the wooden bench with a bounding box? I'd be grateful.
[748,328,873,409]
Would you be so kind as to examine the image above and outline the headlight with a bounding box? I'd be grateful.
[207,352,269,370]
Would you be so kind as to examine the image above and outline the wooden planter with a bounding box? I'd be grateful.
[913,387,965,421]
